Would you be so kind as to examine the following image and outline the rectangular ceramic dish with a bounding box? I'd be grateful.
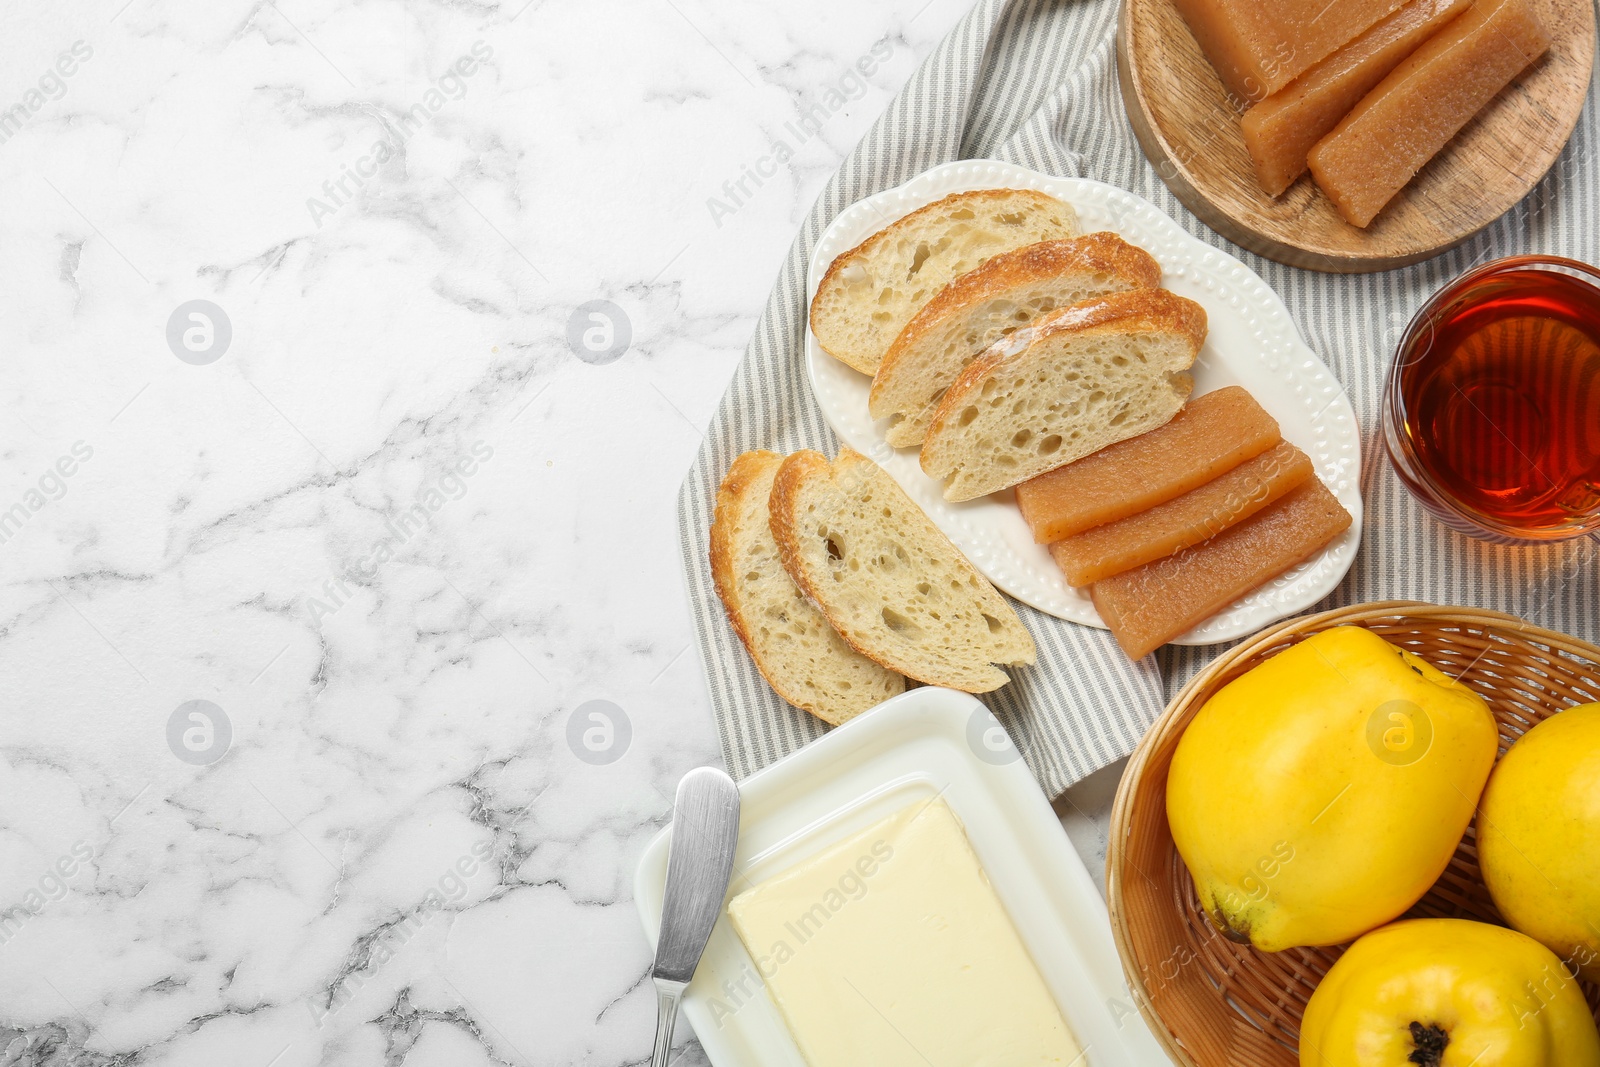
[634,687,1170,1066]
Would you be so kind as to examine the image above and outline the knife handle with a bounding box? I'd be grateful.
[650,977,687,1067]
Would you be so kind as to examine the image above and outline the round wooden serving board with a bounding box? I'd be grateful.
[1117,0,1595,272]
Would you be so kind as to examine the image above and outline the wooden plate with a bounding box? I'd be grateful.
[1117,0,1595,272]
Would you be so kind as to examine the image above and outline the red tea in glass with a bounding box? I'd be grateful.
[1384,256,1600,543]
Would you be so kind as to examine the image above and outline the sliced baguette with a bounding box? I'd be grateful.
[768,448,1035,693]
[870,232,1163,448]
[711,451,905,726]
[920,289,1206,502]
[809,189,1080,376]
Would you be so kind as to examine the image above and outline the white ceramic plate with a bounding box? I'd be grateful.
[806,160,1363,643]
[635,688,1171,1067]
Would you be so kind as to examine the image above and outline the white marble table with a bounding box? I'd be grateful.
[0,2,1117,1063]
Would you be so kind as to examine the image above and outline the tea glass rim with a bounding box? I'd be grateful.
[1382,253,1600,545]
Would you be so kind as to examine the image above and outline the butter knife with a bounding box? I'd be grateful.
[651,766,741,1067]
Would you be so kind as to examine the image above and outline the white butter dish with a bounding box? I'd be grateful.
[634,687,1171,1066]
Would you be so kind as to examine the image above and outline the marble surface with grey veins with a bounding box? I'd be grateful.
[0,1,1120,1063]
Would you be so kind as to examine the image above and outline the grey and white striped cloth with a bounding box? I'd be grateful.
[676,0,1600,799]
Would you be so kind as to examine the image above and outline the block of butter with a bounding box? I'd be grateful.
[727,797,1083,1066]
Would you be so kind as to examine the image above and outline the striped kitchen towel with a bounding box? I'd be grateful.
[677,0,1600,798]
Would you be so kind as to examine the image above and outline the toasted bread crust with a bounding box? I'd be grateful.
[770,447,1035,689]
[808,189,1074,374]
[770,449,921,682]
[713,449,903,723]
[709,449,782,671]
[765,450,911,681]
[921,288,1208,448]
[834,448,1035,678]
[869,232,1163,413]
[766,449,834,619]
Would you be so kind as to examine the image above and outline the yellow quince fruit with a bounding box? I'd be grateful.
[1478,702,1600,981]
[1301,918,1600,1067]
[1167,626,1498,950]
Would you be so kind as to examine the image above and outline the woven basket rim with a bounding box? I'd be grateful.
[1106,600,1600,1067]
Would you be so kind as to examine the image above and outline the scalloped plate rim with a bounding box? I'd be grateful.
[804,159,1363,646]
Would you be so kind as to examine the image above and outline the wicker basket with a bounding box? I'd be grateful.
[1107,601,1600,1067]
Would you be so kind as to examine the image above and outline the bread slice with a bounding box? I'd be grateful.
[768,448,1035,693]
[870,233,1162,448]
[920,289,1206,502]
[809,189,1080,376]
[711,451,905,726]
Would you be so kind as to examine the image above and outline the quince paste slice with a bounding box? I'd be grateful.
[1241,0,1473,197]
[1307,0,1552,227]
[1171,0,1407,102]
